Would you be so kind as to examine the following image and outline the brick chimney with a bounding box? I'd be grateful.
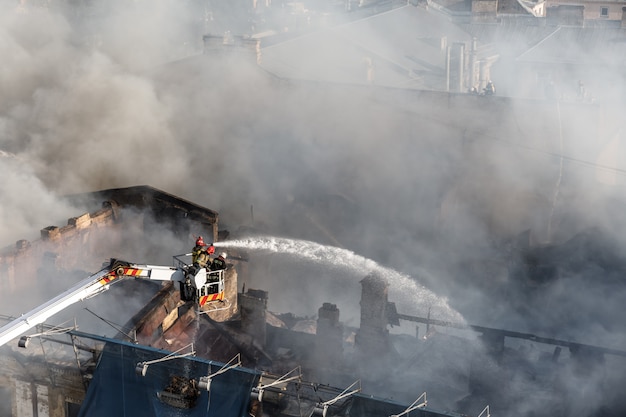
[316,302,343,366]
[355,273,391,356]
[240,288,268,347]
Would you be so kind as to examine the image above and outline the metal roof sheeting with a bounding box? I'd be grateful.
[259,5,474,89]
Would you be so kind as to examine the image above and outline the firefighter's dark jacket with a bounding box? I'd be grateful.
[211,257,226,271]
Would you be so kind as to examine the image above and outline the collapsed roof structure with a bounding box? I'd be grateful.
[2,1,626,417]
[1,186,626,417]
[0,186,470,417]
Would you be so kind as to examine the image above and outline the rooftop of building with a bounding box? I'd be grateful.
[3,186,626,417]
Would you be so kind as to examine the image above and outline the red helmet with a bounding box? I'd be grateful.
[207,245,215,255]
[195,236,205,246]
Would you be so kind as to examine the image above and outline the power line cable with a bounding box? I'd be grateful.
[471,128,626,178]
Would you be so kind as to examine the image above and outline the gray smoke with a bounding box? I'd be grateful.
[2,1,626,416]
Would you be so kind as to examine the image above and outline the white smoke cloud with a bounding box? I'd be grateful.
[0,153,76,243]
[2,1,626,416]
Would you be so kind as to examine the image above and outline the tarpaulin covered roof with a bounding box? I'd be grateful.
[75,332,466,417]
[78,337,259,417]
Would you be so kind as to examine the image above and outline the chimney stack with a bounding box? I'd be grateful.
[316,302,343,366]
[355,273,391,356]
[240,288,269,347]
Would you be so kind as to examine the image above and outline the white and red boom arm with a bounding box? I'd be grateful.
[0,259,184,348]
[112,262,185,282]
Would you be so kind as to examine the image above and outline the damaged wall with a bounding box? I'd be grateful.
[0,186,225,417]
[0,200,120,298]
[0,185,220,301]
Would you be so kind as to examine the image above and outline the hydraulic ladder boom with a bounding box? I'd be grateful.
[0,263,116,348]
[0,256,213,348]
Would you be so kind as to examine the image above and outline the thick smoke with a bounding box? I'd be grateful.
[2,1,626,416]
[0,152,76,243]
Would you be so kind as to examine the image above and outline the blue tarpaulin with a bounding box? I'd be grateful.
[343,394,462,417]
[77,337,259,417]
[74,332,462,417]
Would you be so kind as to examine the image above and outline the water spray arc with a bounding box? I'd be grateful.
[214,235,465,323]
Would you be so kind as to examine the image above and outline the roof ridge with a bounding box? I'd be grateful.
[516,25,561,60]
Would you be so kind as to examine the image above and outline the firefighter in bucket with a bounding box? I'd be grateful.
[191,236,215,269]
